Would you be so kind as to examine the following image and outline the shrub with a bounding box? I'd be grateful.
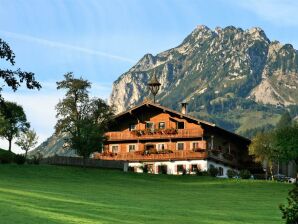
[227,169,238,178]
[195,167,207,176]
[239,169,251,179]
[0,149,14,164]
[208,166,219,177]
[14,154,26,165]
[28,153,43,165]
[128,166,135,172]
[195,167,201,176]
[139,165,148,173]
[279,184,298,224]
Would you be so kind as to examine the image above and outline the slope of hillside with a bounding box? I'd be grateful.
[29,134,76,158]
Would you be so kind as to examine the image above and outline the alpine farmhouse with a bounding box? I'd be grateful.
[94,73,256,177]
[95,102,257,177]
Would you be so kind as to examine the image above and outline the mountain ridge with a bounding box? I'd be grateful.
[32,25,298,157]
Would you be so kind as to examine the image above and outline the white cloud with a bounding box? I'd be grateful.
[235,0,298,26]
[0,30,136,63]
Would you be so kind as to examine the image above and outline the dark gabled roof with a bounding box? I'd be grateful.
[114,101,250,144]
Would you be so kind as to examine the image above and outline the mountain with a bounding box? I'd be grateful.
[29,133,76,158]
[110,25,298,137]
[33,25,298,157]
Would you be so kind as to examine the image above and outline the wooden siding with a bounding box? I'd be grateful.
[106,128,203,141]
[95,150,207,162]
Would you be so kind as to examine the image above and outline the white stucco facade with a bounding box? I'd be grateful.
[127,159,234,177]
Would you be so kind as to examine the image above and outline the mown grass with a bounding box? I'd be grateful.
[0,164,292,224]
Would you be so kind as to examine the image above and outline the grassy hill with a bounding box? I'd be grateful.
[0,165,291,224]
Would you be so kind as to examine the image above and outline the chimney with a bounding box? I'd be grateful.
[181,102,188,115]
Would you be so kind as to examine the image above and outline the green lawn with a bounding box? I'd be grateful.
[0,165,292,224]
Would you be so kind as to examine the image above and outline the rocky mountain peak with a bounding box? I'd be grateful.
[34,25,298,157]
[247,27,269,41]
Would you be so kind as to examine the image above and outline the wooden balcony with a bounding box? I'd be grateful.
[105,129,203,141]
[94,150,207,162]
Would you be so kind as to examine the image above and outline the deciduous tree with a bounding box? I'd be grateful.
[0,101,30,152]
[0,38,41,103]
[276,111,292,129]
[16,129,38,159]
[55,73,113,163]
[273,124,298,178]
[249,132,277,178]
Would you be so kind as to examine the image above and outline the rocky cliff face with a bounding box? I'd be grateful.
[29,133,76,158]
[110,25,298,137]
[34,25,298,157]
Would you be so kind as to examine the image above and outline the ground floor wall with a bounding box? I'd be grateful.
[126,159,234,177]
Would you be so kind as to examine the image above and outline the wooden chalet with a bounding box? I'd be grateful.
[94,101,253,176]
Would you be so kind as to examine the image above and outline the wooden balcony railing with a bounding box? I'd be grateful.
[94,150,207,162]
[105,129,203,141]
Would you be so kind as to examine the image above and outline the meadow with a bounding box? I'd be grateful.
[0,164,292,224]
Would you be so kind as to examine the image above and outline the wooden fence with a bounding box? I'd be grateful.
[41,156,126,170]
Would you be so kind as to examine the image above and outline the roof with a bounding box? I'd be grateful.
[113,101,251,143]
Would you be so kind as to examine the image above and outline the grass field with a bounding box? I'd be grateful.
[0,165,292,224]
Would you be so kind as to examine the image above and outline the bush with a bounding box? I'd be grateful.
[279,184,298,224]
[208,166,219,177]
[239,169,251,179]
[14,154,26,165]
[195,167,202,176]
[139,165,148,173]
[227,169,238,178]
[28,153,42,165]
[0,149,14,164]
[201,171,209,176]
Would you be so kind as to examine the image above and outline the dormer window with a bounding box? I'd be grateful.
[129,124,137,131]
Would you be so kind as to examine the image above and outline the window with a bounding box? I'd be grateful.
[128,144,136,152]
[158,122,165,129]
[191,164,198,172]
[111,145,119,153]
[177,142,184,151]
[146,122,154,129]
[177,122,185,129]
[129,124,136,131]
[177,165,184,172]
[218,167,224,176]
[158,165,167,174]
[192,142,199,149]
[157,143,166,151]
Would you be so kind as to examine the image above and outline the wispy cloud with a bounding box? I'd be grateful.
[0,30,136,63]
[234,0,298,26]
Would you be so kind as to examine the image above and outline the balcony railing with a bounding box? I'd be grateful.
[94,150,207,162]
[105,128,203,141]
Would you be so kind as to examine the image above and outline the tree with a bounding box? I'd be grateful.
[249,132,277,178]
[0,101,29,152]
[0,38,41,103]
[15,129,38,159]
[279,184,298,224]
[273,124,298,178]
[276,111,292,129]
[55,73,114,163]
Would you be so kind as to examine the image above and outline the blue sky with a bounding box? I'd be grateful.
[1,0,298,152]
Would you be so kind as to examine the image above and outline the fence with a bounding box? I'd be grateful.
[41,156,126,170]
